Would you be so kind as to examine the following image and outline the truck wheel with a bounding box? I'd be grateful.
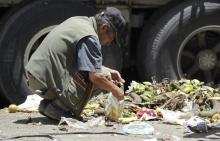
[137,0,220,86]
[0,0,96,105]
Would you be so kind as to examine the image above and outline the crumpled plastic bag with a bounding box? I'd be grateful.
[184,116,209,133]
[17,94,43,112]
[58,117,104,129]
[105,93,124,122]
[59,117,88,129]
[158,109,188,125]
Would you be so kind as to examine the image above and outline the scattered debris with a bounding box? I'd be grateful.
[184,116,209,133]
[58,126,68,132]
[4,78,220,135]
[157,109,188,125]
[136,108,158,121]
[122,121,154,135]
[78,78,220,135]
[124,79,220,123]
[118,116,138,124]
[58,116,105,130]
[25,116,33,124]
[125,79,220,111]
[211,113,220,123]
[8,104,17,113]
[59,117,89,129]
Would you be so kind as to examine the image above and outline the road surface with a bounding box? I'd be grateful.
[0,111,220,141]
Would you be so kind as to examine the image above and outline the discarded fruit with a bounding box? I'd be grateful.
[8,104,17,113]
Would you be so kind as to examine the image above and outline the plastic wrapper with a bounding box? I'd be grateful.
[184,116,208,133]
[158,108,187,125]
[122,121,154,135]
[105,93,124,121]
[58,117,105,129]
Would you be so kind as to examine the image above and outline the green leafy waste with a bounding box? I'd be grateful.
[125,79,220,111]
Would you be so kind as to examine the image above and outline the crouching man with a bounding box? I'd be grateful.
[25,7,126,121]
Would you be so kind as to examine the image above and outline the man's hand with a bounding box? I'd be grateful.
[89,71,124,101]
[108,69,125,87]
[112,86,124,101]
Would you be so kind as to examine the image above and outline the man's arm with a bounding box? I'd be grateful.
[76,36,124,100]
[89,72,124,100]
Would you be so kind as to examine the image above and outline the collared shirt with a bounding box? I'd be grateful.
[76,36,102,72]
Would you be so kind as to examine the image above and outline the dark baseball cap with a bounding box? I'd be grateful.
[102,7,126,47]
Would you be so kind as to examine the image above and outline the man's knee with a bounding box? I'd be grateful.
[27,72,56,99]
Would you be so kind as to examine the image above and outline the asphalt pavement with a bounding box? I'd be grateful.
[0,111,220,141]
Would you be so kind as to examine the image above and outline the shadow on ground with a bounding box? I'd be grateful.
[14,116,58,125]
[184,127,220,140]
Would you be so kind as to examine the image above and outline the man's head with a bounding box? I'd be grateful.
[95,7,126,47]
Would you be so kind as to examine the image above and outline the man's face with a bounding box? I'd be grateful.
[98,24,116,47]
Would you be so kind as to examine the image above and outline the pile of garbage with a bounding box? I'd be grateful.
[4,78,220,133]
[82,79,220,125]
[126,79,220,123]
[125,79,220,111]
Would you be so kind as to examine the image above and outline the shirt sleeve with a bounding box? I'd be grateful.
[76,36,102,72]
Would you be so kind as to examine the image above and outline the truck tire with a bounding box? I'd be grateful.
[0,0,97,105]
[137,0,220,86]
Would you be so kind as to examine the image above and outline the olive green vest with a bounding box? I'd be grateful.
[26,16,99,92]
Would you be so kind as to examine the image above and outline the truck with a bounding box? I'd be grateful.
[0,0,220,107]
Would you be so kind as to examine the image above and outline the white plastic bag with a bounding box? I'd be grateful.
[17,94,42,112]
[162,110,187,125]
[105,93,124,121]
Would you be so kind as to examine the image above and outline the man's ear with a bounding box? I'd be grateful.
[102,24,109,32]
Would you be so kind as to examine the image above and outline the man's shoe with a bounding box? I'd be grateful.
[38,99,51,117]
[39,100,72,121]
[39,100,87,122]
